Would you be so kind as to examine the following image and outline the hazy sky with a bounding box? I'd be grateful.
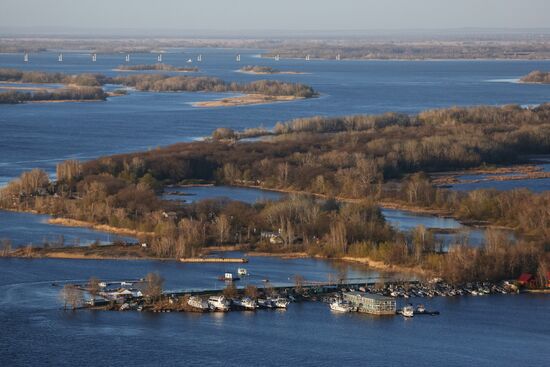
[2,0,550,33]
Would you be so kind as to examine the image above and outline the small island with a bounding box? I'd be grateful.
[0,68,316,105]
[239,65,303,75]
[114,64,199,72]
[193,93,305,108]
[520,70,550,84]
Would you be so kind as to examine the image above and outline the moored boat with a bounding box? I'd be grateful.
[218,272,240,282]
[273,297,290,309]
[234,297,257,310]
[329,300,352,313]
[188,296,210,311]
[402,305,414,318]
[208,295,230,311]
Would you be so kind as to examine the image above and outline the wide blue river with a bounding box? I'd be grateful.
[1,49,549,366]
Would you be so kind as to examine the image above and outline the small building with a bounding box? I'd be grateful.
[518,273,536,288]
[343,291,396,315]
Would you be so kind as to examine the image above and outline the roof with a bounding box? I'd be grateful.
[343,291,395,301]
[518,273,533,282]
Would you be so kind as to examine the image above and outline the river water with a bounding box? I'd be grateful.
[1,49,549,366]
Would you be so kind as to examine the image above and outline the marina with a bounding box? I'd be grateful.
[68,274,528,319]
[1,46,550,366]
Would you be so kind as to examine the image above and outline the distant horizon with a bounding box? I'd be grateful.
[2,0,550,35]
[3,26,550,39]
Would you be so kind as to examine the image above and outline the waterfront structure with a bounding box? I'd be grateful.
[342,292,396,315]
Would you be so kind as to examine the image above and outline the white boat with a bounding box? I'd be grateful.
[234,297,256,310]
[275,54,280,61]
[273,297,289,309]
[187,58,193,63]
[125,54,130,62]
[197,54,202,62]
[237,268,248,276]
[306,55,310,61]
[58,53,63,62]
[218,272,240,282]
[330,300,352,313]
[236,54,241,62]
[208,295,230,311]
[257,298,275,309]
[402,305,414,318]
[23,53,29,63]
[157,54,162,63]
[416,304,426,313]
[336,54,341,61]
[92,53,97,62]
[187,296,210,311]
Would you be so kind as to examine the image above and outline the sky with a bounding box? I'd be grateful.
[1,0,550,34]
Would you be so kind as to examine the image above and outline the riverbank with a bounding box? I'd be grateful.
[193,94,304,108]
[432,164,550,186]
[47,218,152,237]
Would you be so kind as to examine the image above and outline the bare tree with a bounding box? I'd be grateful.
[294,274,305,294]
[244,285,259,299]
[223,283,238,299]
[143,272,164,302]
[214,214,230,244]
[0,239,12,257]
[60,284,83,310]
[88,277,101,298]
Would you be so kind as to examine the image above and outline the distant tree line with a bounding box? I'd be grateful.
[0,87,107,104]
[0,68,317,99]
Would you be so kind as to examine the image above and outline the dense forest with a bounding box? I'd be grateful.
[1,103,549,284]
[0,68,317,100]
[520,70,550,84]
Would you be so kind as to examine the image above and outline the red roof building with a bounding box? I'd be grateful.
[518,273,536,288]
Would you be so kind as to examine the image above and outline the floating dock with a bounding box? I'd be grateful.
[179,257,248,263]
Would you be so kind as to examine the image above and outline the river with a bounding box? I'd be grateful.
[1,49,549,366]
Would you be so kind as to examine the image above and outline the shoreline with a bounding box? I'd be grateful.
[4,242,427,277]
[192,93,305,108]
[47,218,152,238]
